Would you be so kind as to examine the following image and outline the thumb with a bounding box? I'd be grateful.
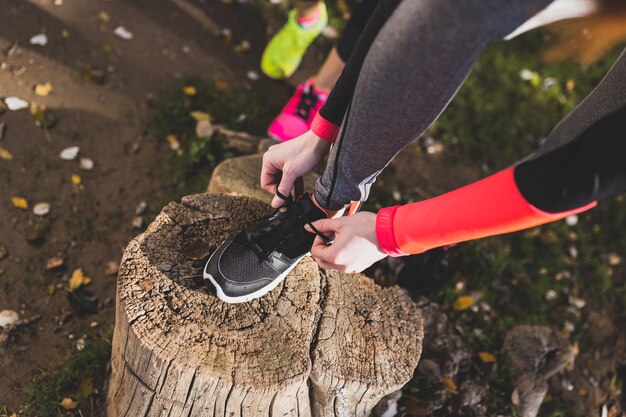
[305,218,341,234]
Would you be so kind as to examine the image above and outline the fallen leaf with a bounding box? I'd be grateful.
[0,147,13,160]
[113,26,133,40]
[79,376,94,397]
[59,397,77,410]
[11,197,28,209]
[442,376,458,395]
[35,82,53,96]
[30,33,48,46]
[4,96,29,111]
[183,86,197,96]
[566,79,575,91]
[69,268,91,291]
[479,352,496,363]
[60,146,79,160]
[33,202,50,216]
[132,216,144,228]
[100,43,112,52]
[166,134,180,151]
[46,257,64,270]
[98,11,110,22]
[30,103,56,129]
[71,174,81,185]
[215,80,229,90]
[608,253,622,266]
[453,295,474,311]
[190,111,210,121]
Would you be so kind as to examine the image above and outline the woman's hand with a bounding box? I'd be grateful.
[261,130,332,208]
[306,212,388,273]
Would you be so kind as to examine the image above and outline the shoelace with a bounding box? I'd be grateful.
[295,84,319,121]
[244,190,332,259]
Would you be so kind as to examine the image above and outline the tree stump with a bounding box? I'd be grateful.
[106,193,423,417]
[208,154,318,204]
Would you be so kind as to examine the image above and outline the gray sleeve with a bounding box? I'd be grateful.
[316,0,555,209]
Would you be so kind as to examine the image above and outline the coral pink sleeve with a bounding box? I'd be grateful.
[311,113,340,143]
[375,168,596,256]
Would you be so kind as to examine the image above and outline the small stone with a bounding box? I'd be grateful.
[90,321,99,328]
[542,77,557,91]
[113,26,133,40]
[519,69,535,81]
[4,96,29,111]
[246,70,259,81]
[568,246,578,259]
[545,289,558,301]
[29,33,48,46]
[132,216,144,229]
[0,310,19,328]
[33,202,50,216]
[568,295,586,309]
[79,158,94,170]
[60,146,80,160]
[196,119,215,138]
[565,215,578,226]
[135,201,147,215]
[76,337,86,351]
[46,257,64,270]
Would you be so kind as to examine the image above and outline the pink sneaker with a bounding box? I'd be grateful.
[268,79,328,141]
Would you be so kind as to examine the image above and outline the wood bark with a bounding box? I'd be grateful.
[106,193,423,417]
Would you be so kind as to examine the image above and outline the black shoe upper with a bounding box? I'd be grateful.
[205,194,328,298]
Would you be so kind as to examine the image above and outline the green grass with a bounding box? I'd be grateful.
[147,77,269,199]
[22,331,112,417]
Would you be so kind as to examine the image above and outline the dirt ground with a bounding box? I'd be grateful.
[0,0,309,408]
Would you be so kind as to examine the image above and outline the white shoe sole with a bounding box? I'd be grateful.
[203,253,309,304]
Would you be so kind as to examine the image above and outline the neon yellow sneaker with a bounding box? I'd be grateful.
[261,3,327,79]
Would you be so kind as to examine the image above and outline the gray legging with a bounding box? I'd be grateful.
[313,0,626,211]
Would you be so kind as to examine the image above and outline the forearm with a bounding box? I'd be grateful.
[377,106,626,255]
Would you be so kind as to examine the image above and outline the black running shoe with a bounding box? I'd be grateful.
[204,193,330,303]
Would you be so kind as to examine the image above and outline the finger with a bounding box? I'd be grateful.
[310,235,339,262]
[305,218,342,234]
[271,170,298,208]
[260,157,281,194]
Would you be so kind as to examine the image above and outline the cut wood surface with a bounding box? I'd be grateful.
[106,193,423,417]
[208,154,318,204]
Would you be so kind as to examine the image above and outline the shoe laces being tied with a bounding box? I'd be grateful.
[243,188,333,259]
